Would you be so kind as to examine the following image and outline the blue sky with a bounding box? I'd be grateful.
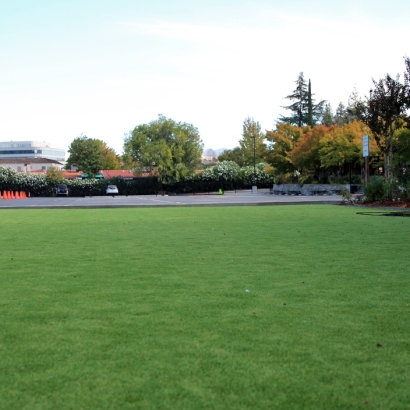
[0,0,409,156]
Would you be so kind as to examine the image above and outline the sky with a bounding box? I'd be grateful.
[0,0,409,157]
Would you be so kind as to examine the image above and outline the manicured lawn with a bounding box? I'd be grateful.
[0,205,409,409]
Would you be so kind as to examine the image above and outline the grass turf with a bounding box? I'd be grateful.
[0,205,409,409]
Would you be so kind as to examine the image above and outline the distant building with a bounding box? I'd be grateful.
[0,157,64,172]
[0,141,65,162]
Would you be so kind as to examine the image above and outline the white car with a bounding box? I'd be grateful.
[106,185,119,196]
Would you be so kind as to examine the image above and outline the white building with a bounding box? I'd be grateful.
[0,158,64,172]
[0,141,65,162]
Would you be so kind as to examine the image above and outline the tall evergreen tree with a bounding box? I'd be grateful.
[334,102,349,126]
[280,73,326,127]
[280,72,308,127]
[346,88,363,122]
[321,103,334,126]
[307,80,313,126]
[404,57,410,123]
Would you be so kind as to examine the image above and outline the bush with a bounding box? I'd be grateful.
[201,161,240,183]
[274,172,295,185]
[0,167,52,196]
[364,177,389,202]
[341,188,352,203]
[239,163,273,187]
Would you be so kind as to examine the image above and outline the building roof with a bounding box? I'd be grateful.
[29,170,47,174]
[62,170,83,179]
[61,170,152,179]
[100,170,136,179]
[0,157,63,165]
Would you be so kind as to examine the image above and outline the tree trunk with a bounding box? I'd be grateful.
[386,125,394,180]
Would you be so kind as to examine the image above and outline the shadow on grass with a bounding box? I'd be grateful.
[357,211,410,217]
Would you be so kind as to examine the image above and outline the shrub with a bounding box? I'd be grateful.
[200,161,240,183]
[340,188,352,203]
[239,163,273,187]
[364,177,389,202]
[46,166,64,185]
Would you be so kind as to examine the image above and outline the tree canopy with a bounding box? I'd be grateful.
[353,62,410,178]
[218,118,266,167]
[239,117,266,165]
[280,73,326,127]
[318,121,377,169]
[66,136,106,176]
[217,147,248,167]
[123,115,203,183]
[45,166,64,185]
[265,123,310,173]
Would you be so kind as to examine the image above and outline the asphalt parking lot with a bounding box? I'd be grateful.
[0,190,342,209]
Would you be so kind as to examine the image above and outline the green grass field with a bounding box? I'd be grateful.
[1,205,409,409]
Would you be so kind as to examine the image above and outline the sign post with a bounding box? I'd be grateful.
[363,135,369,183]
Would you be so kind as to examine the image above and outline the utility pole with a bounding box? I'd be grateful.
[251,136,257,193]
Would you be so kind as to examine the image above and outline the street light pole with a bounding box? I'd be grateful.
[251,136,256,192]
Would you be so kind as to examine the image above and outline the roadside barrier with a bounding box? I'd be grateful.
[0,191,28,200]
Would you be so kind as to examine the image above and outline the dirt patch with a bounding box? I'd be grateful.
[339,197,410,208]
[362,198,410,208]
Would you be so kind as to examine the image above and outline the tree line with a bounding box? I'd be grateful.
[66,58,410,191]
[220,60,410,186]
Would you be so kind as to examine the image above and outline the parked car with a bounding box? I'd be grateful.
[106,185,119,196]
[56,184,68,196]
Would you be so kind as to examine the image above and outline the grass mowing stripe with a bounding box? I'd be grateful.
[0,205,409,409]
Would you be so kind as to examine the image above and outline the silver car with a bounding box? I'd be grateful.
[106,185,119,196]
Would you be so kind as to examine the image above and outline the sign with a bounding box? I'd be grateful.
[363,134,369,157]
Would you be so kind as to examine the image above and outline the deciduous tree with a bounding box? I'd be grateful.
[101,143,120,170]
[290,125,329,175]
[239,117,266,165]
[45,166,64,185]
[218,147,248,167]
[319,121,377,170]
[66,135,105,176]
[353,68,409,179]
[265,123,309,173]
[123,115,203,183]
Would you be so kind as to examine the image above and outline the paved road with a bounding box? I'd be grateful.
[0,190,342,209]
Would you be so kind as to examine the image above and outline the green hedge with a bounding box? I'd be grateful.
[0,165,273,197]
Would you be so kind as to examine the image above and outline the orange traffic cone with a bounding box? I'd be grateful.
[5,191,10,199]
[15,191,20,199]
[21,191,26,199]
